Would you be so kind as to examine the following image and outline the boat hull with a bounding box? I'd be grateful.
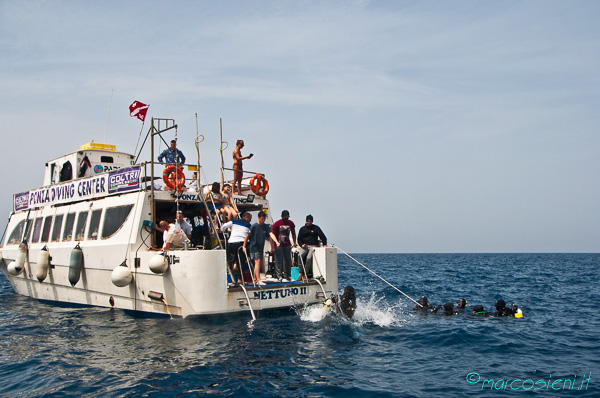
[0,247,338,318]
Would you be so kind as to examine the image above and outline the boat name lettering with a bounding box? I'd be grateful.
[14,166,141,211]
[53,184,76,201]
[78,177,106,196]
[175,193,200,201]
[253,287,307,300]
[29,183,77,206]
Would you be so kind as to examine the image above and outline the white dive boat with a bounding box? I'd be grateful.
[0,118,337,318]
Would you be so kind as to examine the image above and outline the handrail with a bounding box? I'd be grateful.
[304,251,328,298]
[237,246,257,287]
[238,283,256,321]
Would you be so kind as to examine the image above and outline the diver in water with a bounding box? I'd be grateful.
[494,300,523,318]
[441,302,456,316]
[472,304,491,316]
[323,285,357,319]
[413,296,434,312]
[456,298,468,311]
[432,301,457,316]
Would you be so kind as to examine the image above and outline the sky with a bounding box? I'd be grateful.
[0,1,598,253]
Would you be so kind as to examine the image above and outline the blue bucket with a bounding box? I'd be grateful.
[291,266,299,280]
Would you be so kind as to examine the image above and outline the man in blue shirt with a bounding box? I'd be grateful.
[158,140,186,165]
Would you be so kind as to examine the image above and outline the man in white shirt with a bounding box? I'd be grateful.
[221,212,252,283]
[153,211,192,251]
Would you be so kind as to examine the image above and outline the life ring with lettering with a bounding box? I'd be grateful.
[162,165,185,190]
[250,173,269,196]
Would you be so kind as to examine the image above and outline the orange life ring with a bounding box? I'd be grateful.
[250,173,269,196]
[162,165,185,190]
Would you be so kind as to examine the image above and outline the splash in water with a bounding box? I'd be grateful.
[298,292,405,327]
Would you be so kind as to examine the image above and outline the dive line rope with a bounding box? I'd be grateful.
[335,246,423,308]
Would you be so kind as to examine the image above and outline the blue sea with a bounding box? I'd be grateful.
[1,253,598,397]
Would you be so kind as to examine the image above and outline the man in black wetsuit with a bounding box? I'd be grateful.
[430,301,457,315]
[413,296,434,312]
[494,299,520,317]
[472,304,491,316]
[323,285,357,319]
[297,214,327,281]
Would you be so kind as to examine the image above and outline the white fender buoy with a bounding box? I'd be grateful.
[7,261,24,276]
[68,244,84,286]
[149,253,168,274]
[36,246,50,282]
[111,262,133,287]
[15,242,28,270]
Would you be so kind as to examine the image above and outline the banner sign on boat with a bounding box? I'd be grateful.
[13,166,141,211]
[14,192,29,212]
[108,167,141,194]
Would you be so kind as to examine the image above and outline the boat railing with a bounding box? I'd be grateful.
[296,248,328,298]
[236,246,257,287]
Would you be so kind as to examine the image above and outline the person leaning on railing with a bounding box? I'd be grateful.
[158,140,186,165]
[297,214,327,281]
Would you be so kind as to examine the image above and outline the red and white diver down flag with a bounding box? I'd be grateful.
[129,101,149,121]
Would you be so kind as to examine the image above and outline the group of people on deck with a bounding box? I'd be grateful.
[221,210,328,286]
[154,138,328,286]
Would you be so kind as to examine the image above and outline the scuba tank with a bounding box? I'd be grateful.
[266,252,276,277]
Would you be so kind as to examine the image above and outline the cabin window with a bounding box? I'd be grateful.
[51,215,64,242]
[50,163,58,184]
[62,213,76,241]
[31,218,44,243]
[102,205,134,239]
[100,156,114,163]
[6,220,25,245]
[87,209,102,240]
[74,211,88,241]
[40,216,53,242]
[59,161,73,182]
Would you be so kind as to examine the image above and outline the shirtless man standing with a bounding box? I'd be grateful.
[232,139,253,195]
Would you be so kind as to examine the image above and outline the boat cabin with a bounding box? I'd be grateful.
[43,142,135,186]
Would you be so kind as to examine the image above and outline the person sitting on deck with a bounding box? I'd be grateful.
[205,182,226,225]
[221,184,239,222]
[188,171,198,191]
[297,214,327,282]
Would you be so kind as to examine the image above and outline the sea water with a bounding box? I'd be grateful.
[0,253,598,397]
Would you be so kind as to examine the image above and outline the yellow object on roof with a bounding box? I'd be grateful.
[80,142,116,151]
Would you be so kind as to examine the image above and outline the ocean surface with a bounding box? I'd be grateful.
[1,253,598,397]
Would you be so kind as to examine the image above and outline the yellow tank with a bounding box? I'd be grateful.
[80,142,116,151]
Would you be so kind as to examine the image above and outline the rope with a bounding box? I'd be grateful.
[335,246,423,308]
